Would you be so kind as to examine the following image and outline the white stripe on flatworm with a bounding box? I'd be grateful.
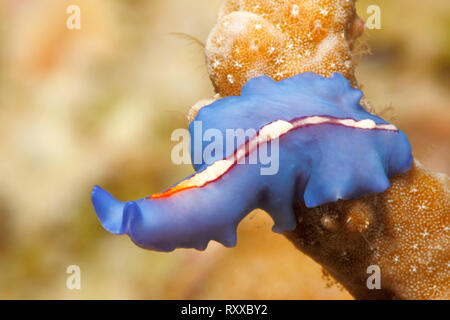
[291,116,397,131]
[156,116,398,195]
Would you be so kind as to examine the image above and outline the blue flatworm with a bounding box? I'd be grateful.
[91,72,412,252]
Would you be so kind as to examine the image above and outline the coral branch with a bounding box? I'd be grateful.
[199,0,449,299]
[206,0,362,96]
[286,161,449,299]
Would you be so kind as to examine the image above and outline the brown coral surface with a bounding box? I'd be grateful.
[287,162,449,299]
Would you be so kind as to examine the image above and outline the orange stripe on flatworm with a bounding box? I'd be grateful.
[151,185,197,199]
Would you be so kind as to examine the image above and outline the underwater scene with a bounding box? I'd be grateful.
[0,0,448,300]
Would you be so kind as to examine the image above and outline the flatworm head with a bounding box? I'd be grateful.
[91,72,412,252]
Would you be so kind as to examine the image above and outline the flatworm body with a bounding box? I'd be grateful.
[92,72,412,252]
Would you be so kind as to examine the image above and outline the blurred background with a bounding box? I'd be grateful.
[0,0,448,299]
